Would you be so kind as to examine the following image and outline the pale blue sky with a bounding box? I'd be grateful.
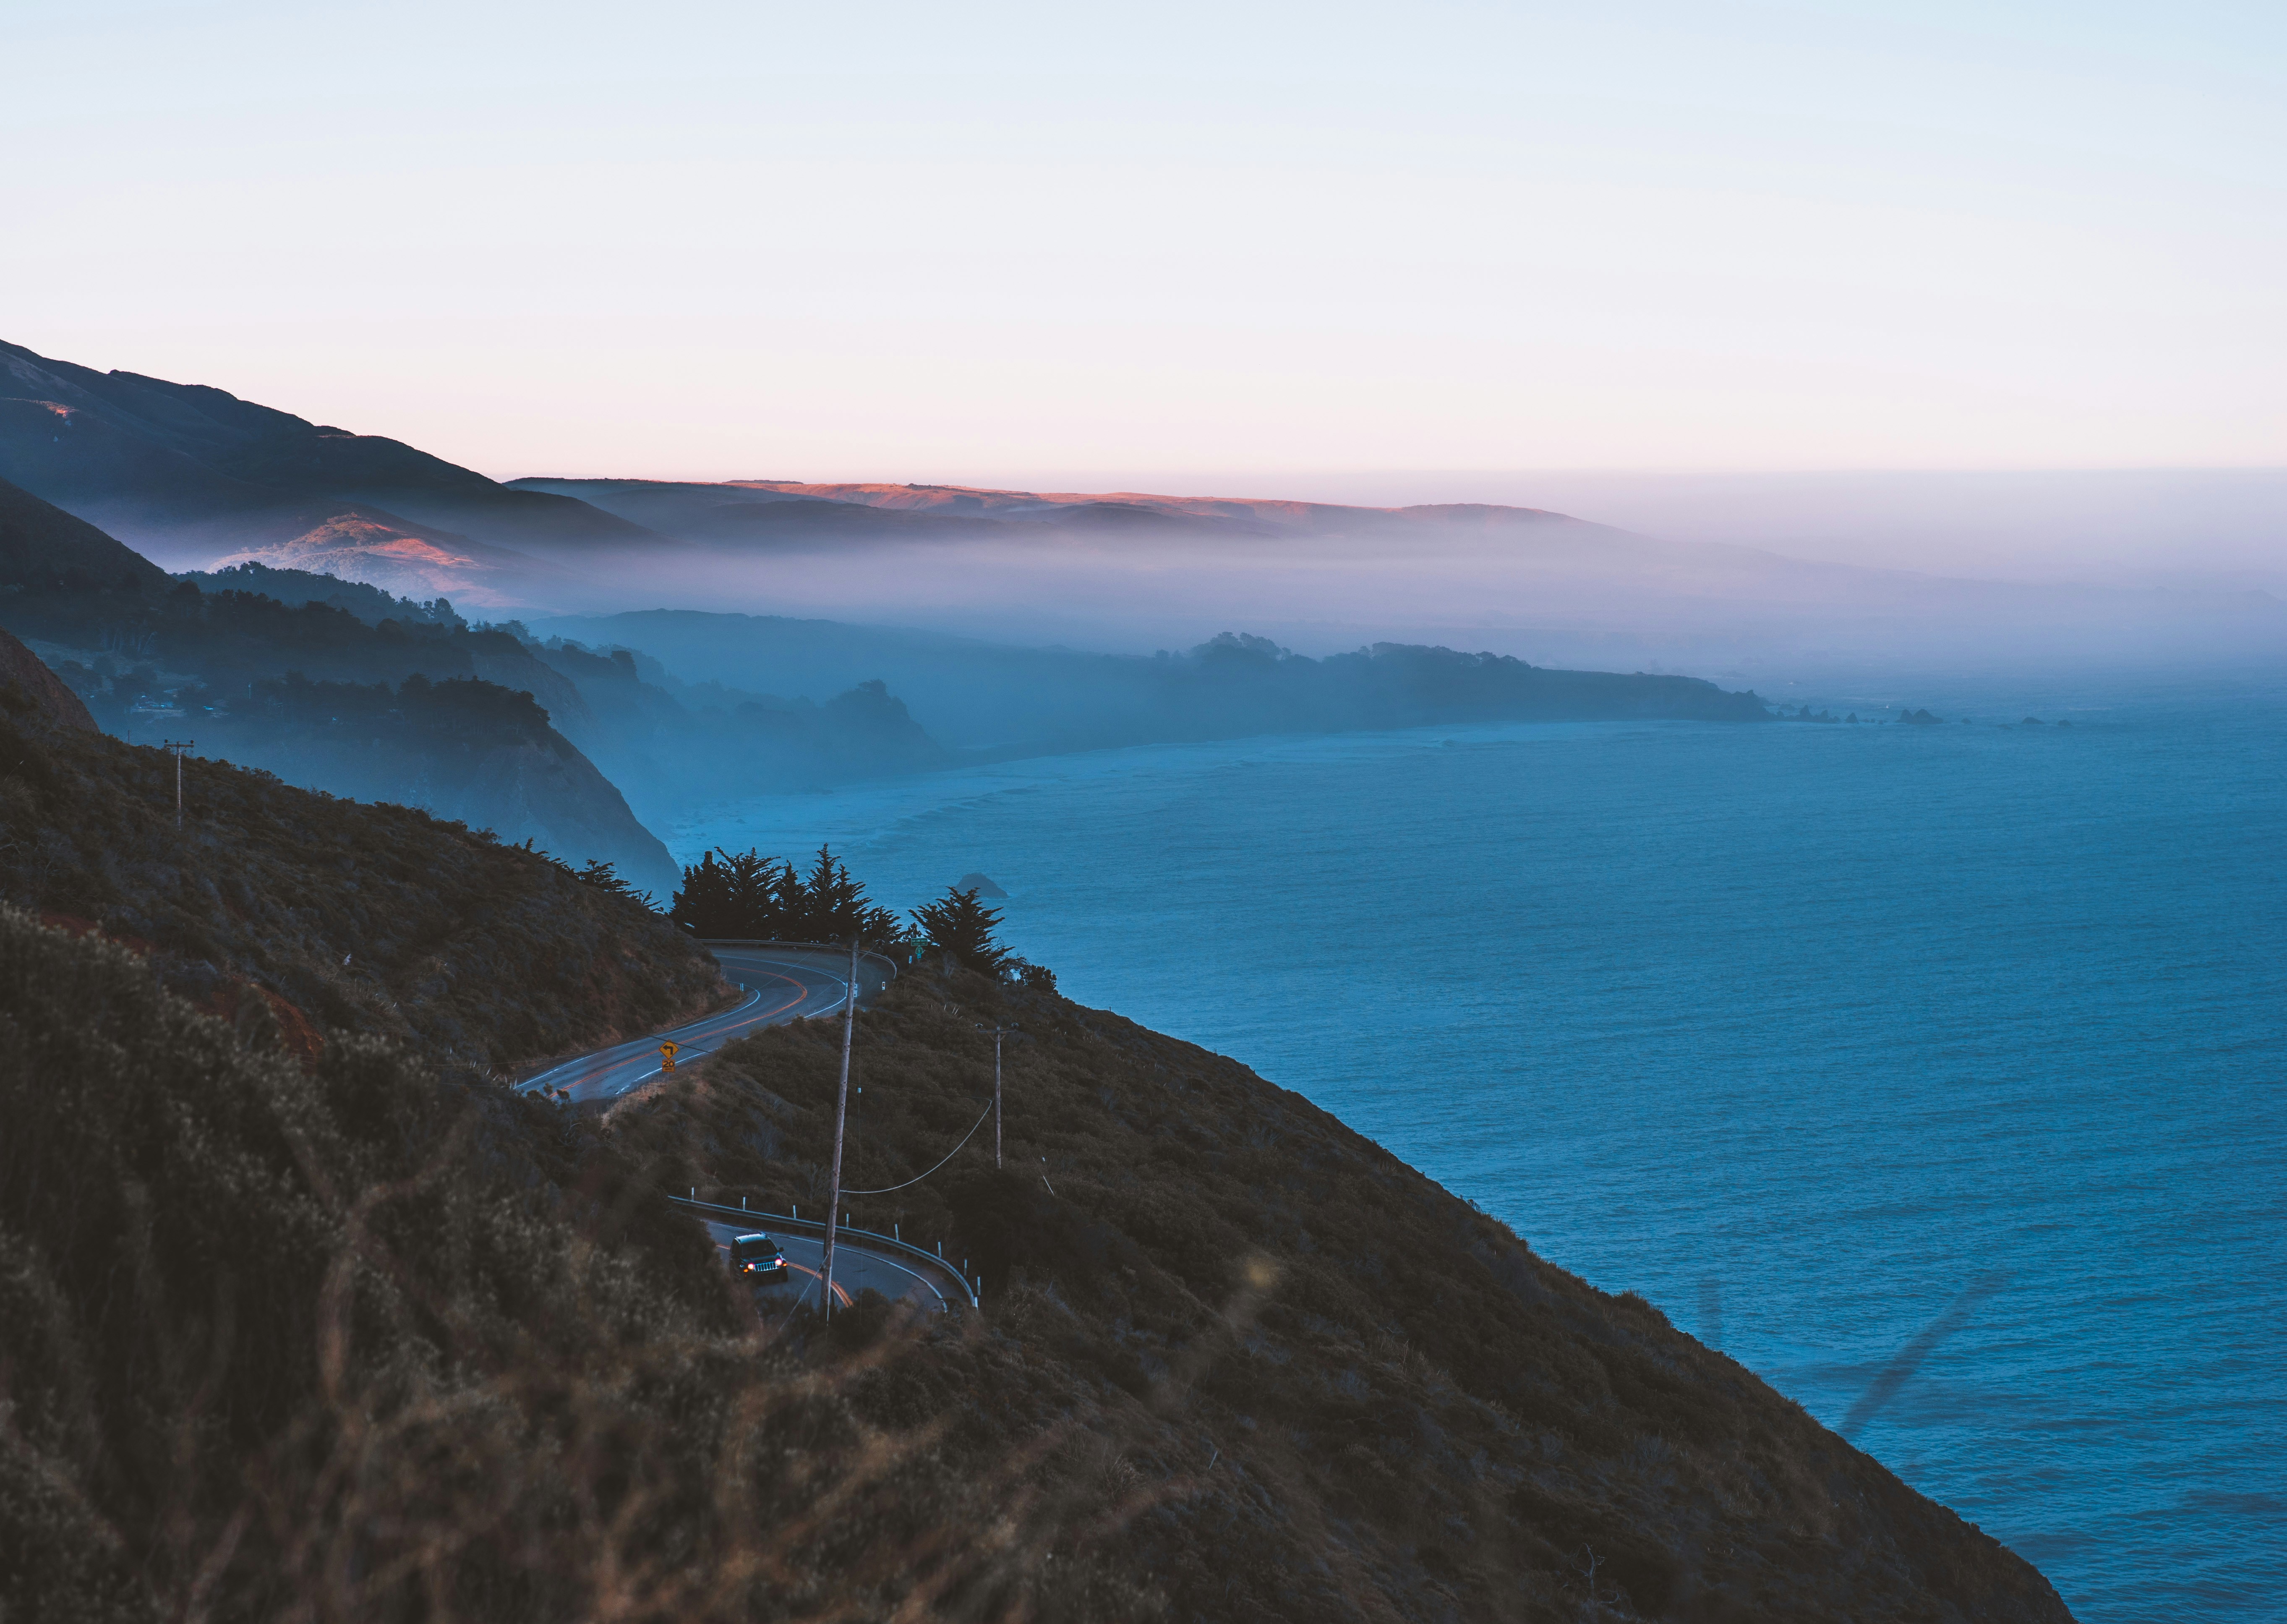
[6,1,2282,483]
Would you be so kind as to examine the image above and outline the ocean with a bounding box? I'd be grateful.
[673,672,2285,1623]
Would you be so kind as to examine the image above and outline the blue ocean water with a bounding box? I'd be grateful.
[674,676,2285,1623]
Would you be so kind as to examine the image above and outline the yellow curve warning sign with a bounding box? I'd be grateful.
[659,1039,681,1072]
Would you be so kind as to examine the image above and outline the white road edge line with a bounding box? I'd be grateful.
[520,946,875,1097]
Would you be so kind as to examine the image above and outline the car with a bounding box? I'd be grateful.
[727,1232,789,1280]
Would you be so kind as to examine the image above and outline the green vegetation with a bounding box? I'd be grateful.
[174,559,466,626]
[11,574,540,712]
[670,855,1037,983]
[0,665,718,1067]
[668,844,903,943]
[0,907,1058,1624]
[909,884,1012,971]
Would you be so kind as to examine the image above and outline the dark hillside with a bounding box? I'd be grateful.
[602,963,2073,1623]
[0,911,1044,1624]
[174,559,467,625]
[0,478,676,891]
[0,627,95,731]
[0,339,654,560]
[0,670,2072,1620]
[0,672,721,1068]
[0,704,1098,1623]
[0,470,172,595]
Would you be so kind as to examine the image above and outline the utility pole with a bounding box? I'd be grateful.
[819,937,860,1319]
[977,1023,1018,1168]
[160,740,195,828]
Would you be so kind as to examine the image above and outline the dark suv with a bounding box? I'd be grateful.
[727,1232,789,1279]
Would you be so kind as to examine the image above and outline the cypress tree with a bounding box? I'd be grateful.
[671,847,786,936]
[669,849,734,934]
[722,848,785,936]
[909,885,1010,970]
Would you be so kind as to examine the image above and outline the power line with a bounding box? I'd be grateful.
[838,1098,993,1196]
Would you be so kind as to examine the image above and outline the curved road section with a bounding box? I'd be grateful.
[517,945,881,1104]
[516,944,971,1314]
[685,1206,976,1314]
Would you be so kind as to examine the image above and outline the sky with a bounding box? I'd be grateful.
[5,1,2283,507]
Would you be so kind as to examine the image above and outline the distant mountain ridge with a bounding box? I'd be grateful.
[2,336,1662,608]
[0,339,666,604]
[10,340,2275,671]
[506,475,1595,548]
[0,470,174,596]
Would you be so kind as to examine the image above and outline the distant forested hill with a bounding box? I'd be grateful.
[539,609,1773,759]
[0,475,679,891]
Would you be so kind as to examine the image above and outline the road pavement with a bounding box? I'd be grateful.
[516,943,971,1314]
[699,1218,969,1314]
[516,946,878,1103]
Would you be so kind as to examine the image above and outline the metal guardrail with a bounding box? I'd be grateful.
[669,1195,981,1308]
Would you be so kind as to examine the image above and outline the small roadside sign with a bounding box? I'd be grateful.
[660,1040,681,1072]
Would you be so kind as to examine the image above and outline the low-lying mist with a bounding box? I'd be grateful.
[975,468,2287,593]
[535,517,2287,688]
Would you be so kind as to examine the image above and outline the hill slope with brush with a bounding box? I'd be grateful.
[0,645,2071,1623]
[600,962,2074,1623]
[0,640,720,1065]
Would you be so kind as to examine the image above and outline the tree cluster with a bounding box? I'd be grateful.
[670,844,902,944]
[671,849,1035,976]
[908,885,1012,971]
[516,839,653,906]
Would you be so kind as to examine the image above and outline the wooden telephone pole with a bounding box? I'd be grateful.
[160,740,194,828]
[977,1023,1018,1168]
[818,938,860,1318]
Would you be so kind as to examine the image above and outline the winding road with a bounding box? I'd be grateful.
[515,945,886,1104]
[517,943,974,1313]
[688,1210,974,1314]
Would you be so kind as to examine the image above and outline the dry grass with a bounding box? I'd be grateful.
[0,909,1187,1624]
[588,963,2076,1623]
